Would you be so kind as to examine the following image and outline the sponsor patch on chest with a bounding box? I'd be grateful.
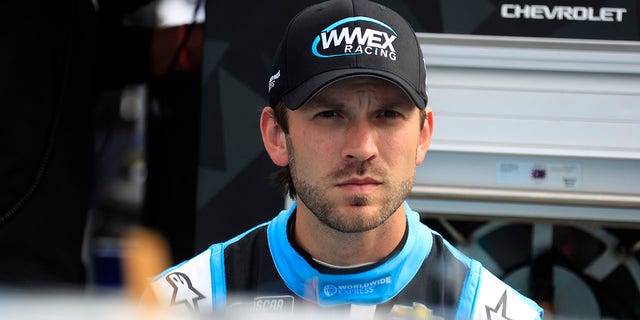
[251,295,295,312]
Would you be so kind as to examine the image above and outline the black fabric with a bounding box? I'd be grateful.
[394,235,468,318]
[224,226,286,294]
[0,0,154,286]
[0,0,98,286]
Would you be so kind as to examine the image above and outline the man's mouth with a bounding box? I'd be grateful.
[336,178,382,193]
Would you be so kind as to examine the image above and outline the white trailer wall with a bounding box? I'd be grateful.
[411,34,640,227]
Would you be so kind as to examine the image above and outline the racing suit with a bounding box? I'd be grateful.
[149,202,543,319]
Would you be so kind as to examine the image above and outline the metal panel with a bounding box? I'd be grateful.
[413,34,640,223]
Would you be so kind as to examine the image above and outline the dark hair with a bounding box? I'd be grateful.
[269,101,295,199]
[269,101,427,199]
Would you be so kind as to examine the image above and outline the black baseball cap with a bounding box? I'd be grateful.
[267,0,429,110]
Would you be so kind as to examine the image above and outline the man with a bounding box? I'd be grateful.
[149,0,543,319]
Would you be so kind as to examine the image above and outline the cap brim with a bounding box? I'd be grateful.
[282,69,428,110]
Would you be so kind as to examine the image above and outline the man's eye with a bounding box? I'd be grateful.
[317,110,339,118]
[379,110,401,118]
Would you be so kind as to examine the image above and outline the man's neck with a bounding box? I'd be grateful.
[292,202,407,267]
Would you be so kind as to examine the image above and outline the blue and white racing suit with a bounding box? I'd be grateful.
[150,202,543,319]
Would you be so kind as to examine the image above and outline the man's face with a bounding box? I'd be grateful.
[285,76,431,233]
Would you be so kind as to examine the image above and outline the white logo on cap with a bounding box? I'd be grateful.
[312,16,397,61]
[268,70,281,92]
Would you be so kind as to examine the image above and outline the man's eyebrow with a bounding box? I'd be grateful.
[304,96,345,109]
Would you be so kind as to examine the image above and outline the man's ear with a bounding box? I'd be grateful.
[416,107,434,165]
[260,107,289,167]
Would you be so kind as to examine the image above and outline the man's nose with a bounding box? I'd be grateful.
[341,119,378,162]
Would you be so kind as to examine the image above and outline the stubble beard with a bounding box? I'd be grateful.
[287,138,414,233]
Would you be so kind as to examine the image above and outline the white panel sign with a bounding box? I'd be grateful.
[496,161,581,188]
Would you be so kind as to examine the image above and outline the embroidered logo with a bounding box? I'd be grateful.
[268,70,281,92]
[321,276,392,298]
[251,295,295,312]
[485,290,513,320]
[166,272,205,311]
[312,16,398,61]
